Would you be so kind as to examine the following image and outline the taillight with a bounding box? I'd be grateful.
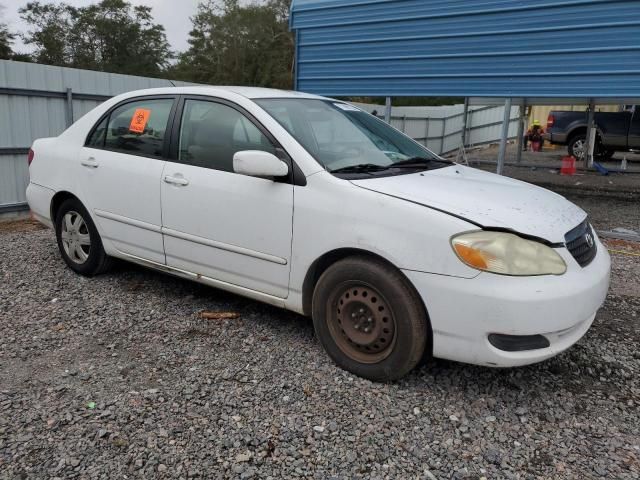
[27,148,35,166]
[547,114,555,128]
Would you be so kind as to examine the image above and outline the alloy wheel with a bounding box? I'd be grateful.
[60,211,91,264]
[572,139,586,159]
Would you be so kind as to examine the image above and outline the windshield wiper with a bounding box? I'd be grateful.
[329,163,390,174]
[388,156,452,168]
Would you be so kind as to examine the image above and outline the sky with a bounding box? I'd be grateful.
[1,0,201,54]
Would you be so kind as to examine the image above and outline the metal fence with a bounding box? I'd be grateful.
[355,103,521,155]
[0,60,196,212]
[1,60,520,212]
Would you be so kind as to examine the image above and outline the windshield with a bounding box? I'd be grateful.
[255,99,447,174]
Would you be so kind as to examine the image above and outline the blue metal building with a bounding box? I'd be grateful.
[290,0,640,101]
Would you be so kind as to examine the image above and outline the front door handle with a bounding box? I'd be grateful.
[81,157,99,168]
[164,175,189,186]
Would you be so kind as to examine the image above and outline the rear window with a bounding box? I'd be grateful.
[91,98,174,158]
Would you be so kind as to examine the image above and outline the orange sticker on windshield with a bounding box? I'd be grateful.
[129,108,151,133]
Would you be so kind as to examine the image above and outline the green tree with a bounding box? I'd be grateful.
[19,2,70,65]
[0,3,14,59]
[171,0,294,88]
[20,0,172,76]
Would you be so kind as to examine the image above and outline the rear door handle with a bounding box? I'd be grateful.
[164,175,189,186]
[81,157,99,168]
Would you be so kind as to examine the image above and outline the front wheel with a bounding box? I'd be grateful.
[312,256,428,382]
[55,198,112,276]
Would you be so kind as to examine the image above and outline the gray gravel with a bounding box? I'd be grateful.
[1,219,639,479]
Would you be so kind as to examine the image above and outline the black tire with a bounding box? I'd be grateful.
[597,149,615,161]
[54,197,112,276]
[312,256,428,382]
[568,134,587,160]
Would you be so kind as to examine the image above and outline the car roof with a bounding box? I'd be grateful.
[117,85,331,101]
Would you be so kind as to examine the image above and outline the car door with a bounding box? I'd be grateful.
[160,97,294,298]
[79,96,176,264]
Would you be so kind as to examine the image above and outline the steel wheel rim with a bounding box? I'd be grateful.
[572,139,586,159]
[61,211,91,264]
[328,282,396,364]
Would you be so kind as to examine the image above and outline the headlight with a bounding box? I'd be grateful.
[451,231,566,276]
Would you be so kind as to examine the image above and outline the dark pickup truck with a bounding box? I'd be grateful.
[545,105,640,160]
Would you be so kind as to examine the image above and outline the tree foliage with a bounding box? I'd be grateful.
[171,0,294,89]
[0,3,14,59]
[19,0,172,76]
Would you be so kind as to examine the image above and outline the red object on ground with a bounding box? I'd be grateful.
[561,155,577,175]
[530,141,542,152]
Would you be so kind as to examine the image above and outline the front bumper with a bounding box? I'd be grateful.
[403,241,611,367]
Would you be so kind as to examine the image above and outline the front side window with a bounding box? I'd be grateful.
[178,100,276,172]
[103,98,174,158]
[255,99,449,176]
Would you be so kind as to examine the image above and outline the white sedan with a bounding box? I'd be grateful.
[26,87,611,381]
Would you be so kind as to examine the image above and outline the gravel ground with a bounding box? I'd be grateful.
[564,194,640,234]
[451,144,640,201]
[1,214,639,479]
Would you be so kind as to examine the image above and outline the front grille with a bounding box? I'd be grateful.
[565,220,597,267]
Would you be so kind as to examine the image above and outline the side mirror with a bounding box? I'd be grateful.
[233,150,289,179]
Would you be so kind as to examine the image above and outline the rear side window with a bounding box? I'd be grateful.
[87,117,107,147]
[178,99,276,172]
[102,98,174,158]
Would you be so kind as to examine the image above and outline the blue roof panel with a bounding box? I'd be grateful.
[290,0,640,99]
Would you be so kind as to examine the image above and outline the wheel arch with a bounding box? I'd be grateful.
[50,191,81,223]
[567,126,587,144]
[567,125,605,145]
[301,247,433,358]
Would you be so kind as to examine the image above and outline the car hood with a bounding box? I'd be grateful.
[350,165,586,244]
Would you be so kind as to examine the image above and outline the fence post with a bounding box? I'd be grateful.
[401,115,407,133]
[440,118,446,154]
[384,97,392,124]
[496,98,512,175]
[65,88,74,127]
[424,118,430,148]
[585,99,596,168]
[460,97,469,148]
[516,101,526,163]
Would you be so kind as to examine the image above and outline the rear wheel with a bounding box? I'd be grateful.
[312,256,428,382]
[55,198,112,276]
[568,134,587,160]
[597,148,616,161]
[569,134,613,161]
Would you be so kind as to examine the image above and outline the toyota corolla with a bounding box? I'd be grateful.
[26,87,611,381]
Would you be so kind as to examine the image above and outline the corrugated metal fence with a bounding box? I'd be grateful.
[356,103,520,154]
[0,60,195,212]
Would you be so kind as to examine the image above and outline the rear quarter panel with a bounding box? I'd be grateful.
[27,97,122,222]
